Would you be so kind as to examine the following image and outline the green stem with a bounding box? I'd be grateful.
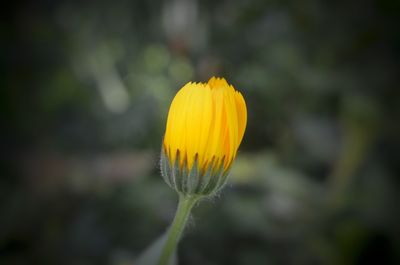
[158,194,200,265]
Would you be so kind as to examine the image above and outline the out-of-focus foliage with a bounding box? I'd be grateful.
[1,0,399,264]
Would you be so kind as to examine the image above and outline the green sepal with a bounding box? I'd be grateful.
[160,148,230,196]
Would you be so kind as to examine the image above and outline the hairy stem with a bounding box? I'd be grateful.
[158,194,200,265]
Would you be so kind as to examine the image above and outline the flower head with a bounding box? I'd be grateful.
[161,77,247,195]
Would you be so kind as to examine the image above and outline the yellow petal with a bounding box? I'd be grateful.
[163,77,247,173]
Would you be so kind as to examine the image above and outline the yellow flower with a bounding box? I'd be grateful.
[161,77,247,195]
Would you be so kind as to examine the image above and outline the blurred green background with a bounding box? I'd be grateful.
[2,0,400,264]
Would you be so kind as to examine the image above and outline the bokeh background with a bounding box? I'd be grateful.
[2,0,400,264]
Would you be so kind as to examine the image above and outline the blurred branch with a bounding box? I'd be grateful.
[327,95,381,209]
[21,151,155,196]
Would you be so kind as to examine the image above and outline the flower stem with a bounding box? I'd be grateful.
[158,194,200,265]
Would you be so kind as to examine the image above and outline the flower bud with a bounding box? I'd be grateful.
[161,77,247,196]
